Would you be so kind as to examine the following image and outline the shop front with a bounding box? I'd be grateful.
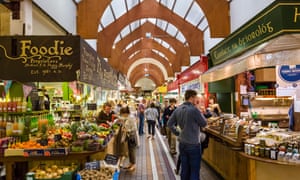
[200,1,300,179]
[0,35,120,179]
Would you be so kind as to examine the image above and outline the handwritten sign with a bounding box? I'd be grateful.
[0,36,80,82]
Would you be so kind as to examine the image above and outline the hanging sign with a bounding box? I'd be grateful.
[0,36,80,82]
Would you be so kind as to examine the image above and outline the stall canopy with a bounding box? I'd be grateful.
[0,35,118,89]
[201,0,300,83]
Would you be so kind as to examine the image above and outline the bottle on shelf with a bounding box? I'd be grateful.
[6,115,13,137]
[27,97,32,112]
[17,97,22,112]
[22,98,27,112]
[0,99,3,112]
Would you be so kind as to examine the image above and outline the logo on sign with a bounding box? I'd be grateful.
[278,65,300,83]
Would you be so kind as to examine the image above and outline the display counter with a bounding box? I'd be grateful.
[204,122,300,180]
[241,153,300,180]
[203,127,249,180]
[0,127,119,180]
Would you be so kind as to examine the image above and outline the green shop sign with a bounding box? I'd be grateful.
[210,0,300,65]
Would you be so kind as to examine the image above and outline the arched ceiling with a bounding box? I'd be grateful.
[77,0,230,89]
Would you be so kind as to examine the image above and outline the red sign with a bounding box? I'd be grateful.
[178,56,208,84]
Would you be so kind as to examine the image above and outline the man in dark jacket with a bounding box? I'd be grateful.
[162,98,177,155]
[167,90,207,180]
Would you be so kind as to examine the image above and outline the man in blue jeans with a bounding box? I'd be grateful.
[138,99,146,135]
[167,89,207,180]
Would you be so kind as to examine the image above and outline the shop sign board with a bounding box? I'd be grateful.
[276,65,300,96]
[180,80,202,95]
[0,36,118,89]
[0,36,80,82]
[210,1,300,65]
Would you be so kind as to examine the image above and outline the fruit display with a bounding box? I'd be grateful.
[29,164,75,179]
[78,166,116,180]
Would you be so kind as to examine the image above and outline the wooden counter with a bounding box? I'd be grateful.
[203,129,300,180]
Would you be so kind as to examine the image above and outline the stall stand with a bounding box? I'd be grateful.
[201,1,300,179]
[0,35,120,180]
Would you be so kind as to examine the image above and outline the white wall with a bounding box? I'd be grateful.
[230,0,275,32]
[203,0,275,54]
[33,0,77,34]
[32,6,66,35]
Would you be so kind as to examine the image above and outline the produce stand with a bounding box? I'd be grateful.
[0,135,118,180]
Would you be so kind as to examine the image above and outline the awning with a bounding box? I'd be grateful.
[200,33,300,83]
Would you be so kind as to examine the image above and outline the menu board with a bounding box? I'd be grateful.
[80,39,102,86]
[0,36,80,82]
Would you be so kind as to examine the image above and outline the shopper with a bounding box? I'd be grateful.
[162,98,177,155]
[167,89,207,180]
[138,99,146,135]
[144,102,159,139]
[97,102,115,125]
[119,106,138,171]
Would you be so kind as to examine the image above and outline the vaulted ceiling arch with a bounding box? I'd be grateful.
[97,0,203,57]
[110,22,190,71]
[77,0,230,39]
[122,50,174,77]
[126,58,169,81]
[129,63,164,86]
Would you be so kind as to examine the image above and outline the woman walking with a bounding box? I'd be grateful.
[145,102,159,140]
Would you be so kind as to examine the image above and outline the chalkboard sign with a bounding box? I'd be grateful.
[79,39,102,86]
[104,154,119,165]
[0,36,80,82]
[87,103,97,110]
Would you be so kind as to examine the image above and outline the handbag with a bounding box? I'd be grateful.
[120,127,127,143]
[127,131,137,147]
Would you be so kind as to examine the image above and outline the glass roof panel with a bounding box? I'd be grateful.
[101,7,114,27]
[113,18,186,45]
[130,20,141,31]
[166,23,177,36]
[126,0,140,10]
[120,25,130,38]
[185,3,203,27]
[176,32,186,44]
[198,18,208,30]
[111,0,126,19]
[159,0,175,9]
[123,38,142,53]
[173,0,193,19]
[169,47,176,54]
[161,41,170,49]
[156,19,167,30]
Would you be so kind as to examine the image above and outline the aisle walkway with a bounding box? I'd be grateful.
[119,128,224,180]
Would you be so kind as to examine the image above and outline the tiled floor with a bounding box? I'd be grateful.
[119,128,224,180]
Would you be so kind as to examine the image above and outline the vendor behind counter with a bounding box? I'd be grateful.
[97,102,116,125]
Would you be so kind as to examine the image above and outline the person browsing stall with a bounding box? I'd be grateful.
[167,89,207,180]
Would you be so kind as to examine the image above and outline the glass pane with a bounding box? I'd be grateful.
[111,0,126,19]
[169,47,176,54]
[114,35,121,44]
[121,26,130,38]
[126,0,139,10]
[173,0,193,18]
[161,41,170,49]
[176,32,186,44]
[166,23,177,36]
[147,18,156,24]
[130,20,141,31]
[160,0,176,9]
[198,19,208,31]
[156,19,167,30]
[101,8,114,27]
[185,3,204,27]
